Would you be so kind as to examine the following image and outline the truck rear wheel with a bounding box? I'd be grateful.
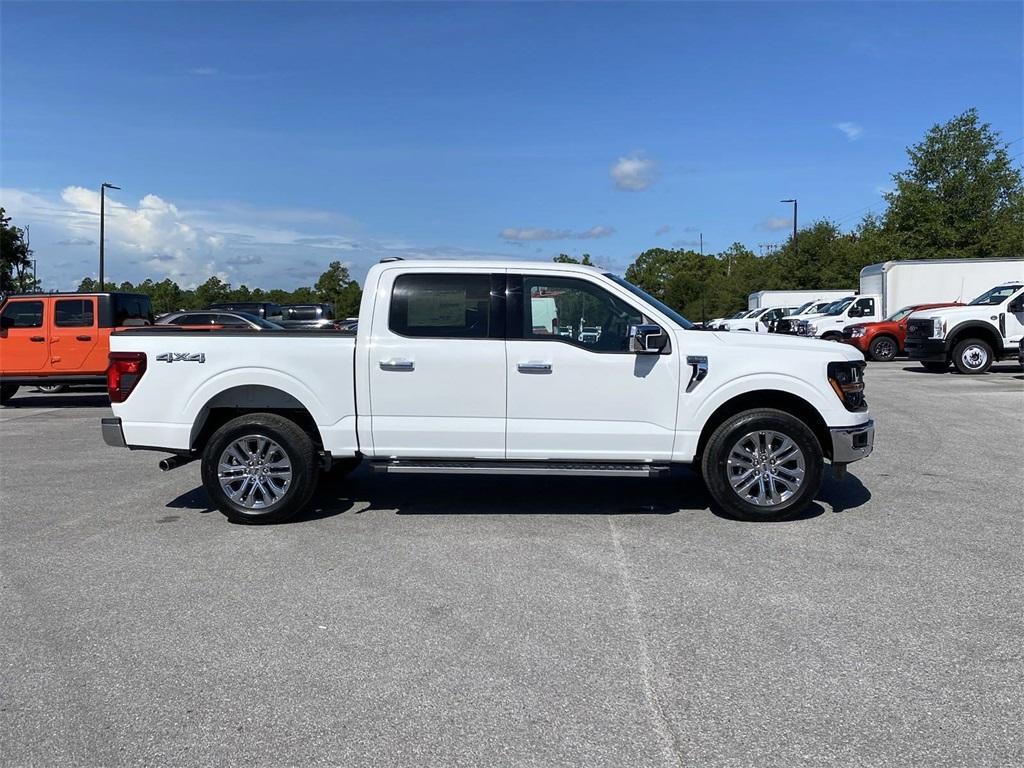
[0,384,19,406]
[868,335,898,362]
[701,409,823,522]
[201,413,319,524]
[952,338,993,374]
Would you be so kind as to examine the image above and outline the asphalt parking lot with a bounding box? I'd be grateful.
[1,362,1022,768]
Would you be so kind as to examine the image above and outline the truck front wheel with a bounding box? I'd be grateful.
[201,412,319,524]
[952,338,993,375]
[701,408,824,522]
[868,335,898,362]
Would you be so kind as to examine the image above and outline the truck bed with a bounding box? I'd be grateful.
[109,328,359,455]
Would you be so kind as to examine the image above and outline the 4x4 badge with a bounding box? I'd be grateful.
[156,352,206,364]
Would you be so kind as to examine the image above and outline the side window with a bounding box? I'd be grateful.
[523,276,643,352]
[854,298,875,316]
[55,299,95,327]
[215,314,245,327]
[1,300,44,328]
[390,273,493,339]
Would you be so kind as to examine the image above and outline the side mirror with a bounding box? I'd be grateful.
[1008,297,1024,313]
[629,323,668,354]
[848,307,862,318]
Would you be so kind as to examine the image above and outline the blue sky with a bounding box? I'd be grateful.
[2,1,1021,290]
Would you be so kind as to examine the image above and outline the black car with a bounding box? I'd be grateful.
[277,303,339,330]
[206,302,283,321]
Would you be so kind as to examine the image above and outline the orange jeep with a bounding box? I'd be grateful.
[0,292,153,405]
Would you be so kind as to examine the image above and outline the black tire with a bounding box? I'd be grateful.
[868,335,898,362]
[920,361,948,373]
[821,332,843,342]
[951,338,993,375]
[36,384,69,394]
[701,408,823,522]
[0,383,19,406]
[200,412,319,524]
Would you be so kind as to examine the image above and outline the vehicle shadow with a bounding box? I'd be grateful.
[901,363,1023,376]
[166,463,872,525]
[5,387,109,409]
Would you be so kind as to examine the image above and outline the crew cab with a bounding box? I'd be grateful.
[1,292,153,405]
[774,300,844,335]
[841,302,962,361]
[102,260,874,524]
[904,282,1024,374]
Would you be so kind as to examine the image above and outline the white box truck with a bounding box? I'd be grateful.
[797,257,1024,340]
[748,289,851,311]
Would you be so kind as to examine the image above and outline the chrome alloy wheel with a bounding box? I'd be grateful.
[960,344,988,370]
[726,430,806,507]
[217,435,293,510]
[874,338,895,360]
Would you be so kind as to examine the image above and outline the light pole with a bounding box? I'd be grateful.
[780,199,797,259]
[99,182,120,289]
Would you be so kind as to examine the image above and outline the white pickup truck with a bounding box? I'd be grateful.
[102,260,874,524]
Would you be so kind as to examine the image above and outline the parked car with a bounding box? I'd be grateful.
[724,305,801,334]
[156,311,283,330]
[1,292,153,405]
[840,302,962,361]
[773,300,839,334]
[1019,338,1024,371]
[276,303,339,330]
[102,259,874,525]
[904,282,1024,374]
[206,302,283,321]
[706,309,754,330]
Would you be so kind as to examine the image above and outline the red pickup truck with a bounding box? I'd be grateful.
[0,292,153,404]
[841,302,961,361]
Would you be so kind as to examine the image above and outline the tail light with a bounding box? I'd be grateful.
[107,352,147,403]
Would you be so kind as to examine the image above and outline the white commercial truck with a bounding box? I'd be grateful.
[797,257,1024,340]
[748,289,851,311]
[101,260,874,525]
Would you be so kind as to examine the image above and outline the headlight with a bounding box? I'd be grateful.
[850,326,866,338]
[804,323,818,336]
[931,317,946,339]
[827,361,867,411]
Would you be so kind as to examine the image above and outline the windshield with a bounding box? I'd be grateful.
[750,307,769,317]
[969,284,1022,306]
[885,306,917,322]
[824,298,854,316]
[794,301,813,314]
[235,311,283,329]
[604,274,694,329]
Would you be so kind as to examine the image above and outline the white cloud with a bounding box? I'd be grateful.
[1,185,522,290]
[762,216,792,231]
[500,225,616,242]
[835,122,864,141]
[610,152,658,191]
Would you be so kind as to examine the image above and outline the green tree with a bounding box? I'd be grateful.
[194,276,230,306]
[553,253,594,265]
[882,108,1024,259]
[1,208,33,293]
[315,261,362,317]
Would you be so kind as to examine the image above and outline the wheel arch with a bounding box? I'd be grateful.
[695,390,833,463]
[189,384,324,452]
[946,321,1002,355]
[868,332,900,353]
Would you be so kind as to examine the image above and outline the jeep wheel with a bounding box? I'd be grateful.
[201,413,319,524]
[952,338,993,375]
[36,384,69,394]
[701,408,823,522]
[0,384,19,406]
[868,335,897,362]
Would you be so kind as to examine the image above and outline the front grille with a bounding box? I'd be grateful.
[906,319,933,339]
[774,319,793,334]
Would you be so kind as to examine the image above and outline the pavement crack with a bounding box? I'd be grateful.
[607,515,686,768]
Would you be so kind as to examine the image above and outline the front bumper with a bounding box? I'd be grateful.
[840,334,870,353]
[904,337,947,361]
[101,417,127,448]
[830,419,874,464]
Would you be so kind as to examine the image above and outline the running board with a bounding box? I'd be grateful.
[370,459,671,478]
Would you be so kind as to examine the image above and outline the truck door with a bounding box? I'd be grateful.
[50,298,99,370]
[367,270,507,458]
[1004,287,1024,343]
[0,298,48,372]
[505,273,680,461]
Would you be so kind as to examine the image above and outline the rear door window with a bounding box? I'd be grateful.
[390,274,495,338]
[1,300,44,328]
[55,299,95,327]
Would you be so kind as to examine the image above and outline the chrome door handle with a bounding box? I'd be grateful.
[517,361,552,373]
[379,358,415,371]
